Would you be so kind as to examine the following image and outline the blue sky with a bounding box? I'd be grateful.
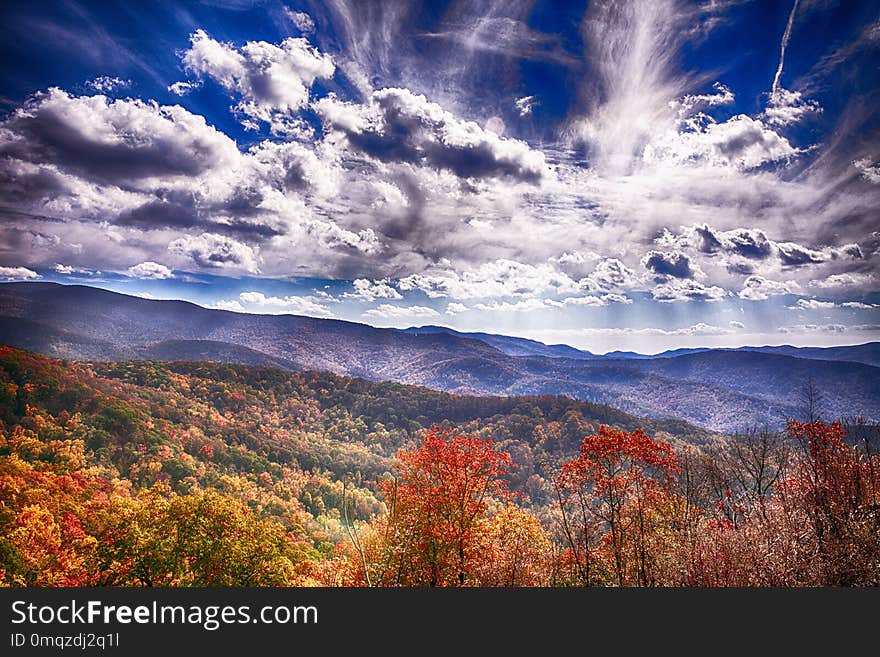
[0,0,878,353]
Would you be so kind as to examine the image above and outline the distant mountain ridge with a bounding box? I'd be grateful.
[1,282,877,432]
[401,324,880,367]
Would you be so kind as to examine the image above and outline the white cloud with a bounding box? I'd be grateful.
[85,76,130,93]
[445,302,468,315]
[841,301,880,309]
[208,299,246,312]
[579,258,640,293]
[738,275,798,301]
[652,279,725,302]
[285,9,315,34]
[515,95,537,116]
[809,272,875,289]
[729,320,745,329]
[762,88,821,127]
[788,298,837,310]
[676,83,735,115]
[544,323,736,339]
[0,266,39,281]
[364,304,440,319]
[0,87,240,187]
[168,233,260,272]
[126,261,174,279]
[236,291,334,317]
[473,298,552,312]
[315,87,550,183]
[54,264,95,275]
[345,278,402,301]
[168,81,201,96]
[853,158,880,184]
[561,293,632,306]
[398,259,578,299]
[779,324,848,334]
[645,114,800,170]
[179,29,335,134]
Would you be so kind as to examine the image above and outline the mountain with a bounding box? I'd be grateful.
[400,325,596,359]
[1,282,877,432]
[731,343,880,368]
[402,324,880,367]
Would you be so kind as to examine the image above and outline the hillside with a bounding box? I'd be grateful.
[2,346,875,588]
[0,346,713,513]
[1,282,877,432]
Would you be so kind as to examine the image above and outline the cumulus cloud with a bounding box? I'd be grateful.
[235,290,333,317]
[762,88,821,127]
[54,264,95,275]
[683,224,861,270]
[168,81,201,96]
[168,233,260,272]
[0,88,240,187]
[645,114,800,170]
[652,279,725,302]
[179,29,335,134]
[473,298,552,312]
[345,278,402,301]
[445,302,468,315]
[689,224,773,259]
[841,301,880,309]
[315,87,549,183]
[398,259,578,299]
[561,293,632,306]
[809,272,876,289]
[579,258,640,293]
[126,261,174,279]
[776,242,827,266]
[642,250,694,279]
[729,320,745,329]
[738,275,798,301]
[85,76,130,93]
[789,298,837,310]
[364,304,440,319]
[0,266,39,281]
[778,324,848,334]
[208,299,246,312]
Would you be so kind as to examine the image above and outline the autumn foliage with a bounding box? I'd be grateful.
[0,346,877,587]
[554,426,680,586]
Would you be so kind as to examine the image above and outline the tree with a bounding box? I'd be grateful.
[472,505,553,586]
[555,425,679,586]
[779,420,880,585]
[368,426,512,586]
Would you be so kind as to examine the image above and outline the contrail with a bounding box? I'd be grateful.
[772,0,800,93]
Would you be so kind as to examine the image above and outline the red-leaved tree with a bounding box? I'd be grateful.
[362,426,512,586]
[554,425,680,586]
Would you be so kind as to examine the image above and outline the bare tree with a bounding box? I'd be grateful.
[799,377,825,423]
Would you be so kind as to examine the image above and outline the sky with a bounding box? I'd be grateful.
[0,0,878,354]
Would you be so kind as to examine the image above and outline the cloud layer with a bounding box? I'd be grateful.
[1,0,878,350]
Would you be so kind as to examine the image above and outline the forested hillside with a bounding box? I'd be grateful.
[1,346,877,586]
[2,283,878,432]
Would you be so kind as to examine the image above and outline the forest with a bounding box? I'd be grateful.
[0,345,877,586]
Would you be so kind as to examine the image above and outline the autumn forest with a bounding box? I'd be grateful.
[0,345,877,587]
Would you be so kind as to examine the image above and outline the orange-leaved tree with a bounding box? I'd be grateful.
[554,425,680,586]
[775,420,880,585]
[359,426,512,586]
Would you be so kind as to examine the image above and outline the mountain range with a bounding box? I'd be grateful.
[1,281,877,432]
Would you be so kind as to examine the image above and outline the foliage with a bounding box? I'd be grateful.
[0,346,877,587]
